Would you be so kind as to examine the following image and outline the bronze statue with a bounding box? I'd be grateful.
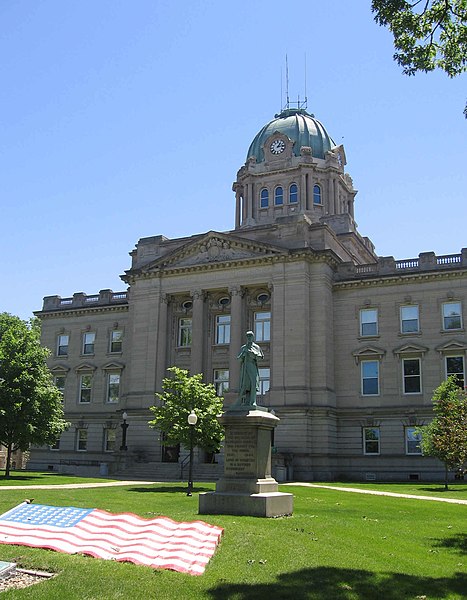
[237,331,264,406]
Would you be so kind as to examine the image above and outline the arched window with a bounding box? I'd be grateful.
[274,186,284,206]
[289,183,298,204]
[313,184,322,205]
[260,188,269,208]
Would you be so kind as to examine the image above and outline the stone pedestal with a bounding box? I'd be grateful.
[199,408,293,517]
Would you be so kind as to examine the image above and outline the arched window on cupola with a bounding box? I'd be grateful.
[289,183,298,204]
[260,188,269,208]
[313,184,322,205]
[274,186,284,206]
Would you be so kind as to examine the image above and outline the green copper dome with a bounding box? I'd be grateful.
[247,108,336,163]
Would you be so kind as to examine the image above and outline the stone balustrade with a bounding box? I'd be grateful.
[337,249,467,280]
[41,289,128,311]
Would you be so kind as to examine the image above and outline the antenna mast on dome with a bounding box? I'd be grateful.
[281,54,307,112]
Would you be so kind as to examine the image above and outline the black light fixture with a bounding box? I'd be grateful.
[187,409,198,496]
[120,411,129,451]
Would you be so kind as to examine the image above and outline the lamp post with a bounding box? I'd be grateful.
[187,409,198,496]
[120,411,129,451]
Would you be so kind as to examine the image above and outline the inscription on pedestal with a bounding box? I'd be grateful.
[224,428,257,477]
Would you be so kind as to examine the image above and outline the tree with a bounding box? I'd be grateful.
[148,367,224,454]
[417,376,467,489]
[0,313,68,477]
[371,0,467,115]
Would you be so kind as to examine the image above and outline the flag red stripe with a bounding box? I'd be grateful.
[0,520,217,557]
[0,505,223,575]
[0,525,214,564]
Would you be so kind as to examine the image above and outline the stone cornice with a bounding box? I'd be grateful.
[334,268,467,290]
[238,161,341,181]
[123,248,340,283]
[35,304,129,320]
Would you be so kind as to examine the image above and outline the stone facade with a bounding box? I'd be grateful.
[30,108,466,482]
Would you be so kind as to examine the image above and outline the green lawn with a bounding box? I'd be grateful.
[0,472,118,486]
[290,481,467,500]
[0,476,465,599]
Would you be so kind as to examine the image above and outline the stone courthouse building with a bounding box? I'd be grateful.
[30,107,466,482]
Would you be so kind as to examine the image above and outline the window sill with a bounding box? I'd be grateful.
[441,328,465,334]
[398,331,422,337]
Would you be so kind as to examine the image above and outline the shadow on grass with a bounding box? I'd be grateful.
[128,485,214,494]
[207,567,467,600]
[433,533,467,555]
[418,486,466,494]
[0,474,46,482]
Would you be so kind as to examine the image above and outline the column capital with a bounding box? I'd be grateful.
[229,285,244,298]
[190,289,206,302]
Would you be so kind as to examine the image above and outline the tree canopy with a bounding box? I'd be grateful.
[372,0,467,76]
[417,376,467,488]
[0,313,68,477]
[148,367,224,453]
[372,1,467,115]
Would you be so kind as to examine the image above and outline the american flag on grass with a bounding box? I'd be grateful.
[0,502,223,575]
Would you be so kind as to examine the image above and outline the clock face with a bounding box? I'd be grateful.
[270,139,285,155]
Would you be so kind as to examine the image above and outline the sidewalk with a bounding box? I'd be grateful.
[283,482,467,505]
[0,480,157,490]
[1,480,466,505]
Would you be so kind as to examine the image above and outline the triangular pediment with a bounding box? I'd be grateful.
[435,339,467,353]
[141,231,287,272]
[102,361,125,371]
[352,345,386,364]
[75,362,97,373]
[393,343,429,356]
[50,364,70,373]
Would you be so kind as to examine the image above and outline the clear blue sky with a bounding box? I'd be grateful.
[1,1,465,320]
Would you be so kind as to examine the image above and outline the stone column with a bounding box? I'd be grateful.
[155,293,169,393]
[301,173,307,212]
[228,286,243,397]
[190,289,205,375]
[235,189,241,228]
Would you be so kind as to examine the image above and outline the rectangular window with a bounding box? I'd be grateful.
[110,330,123,353]
[104,429,116,452]
[50,437,60,451]
[402,358,421,394]
[107,373,120,403]
[446,356,465,388]
[215,315,231,344]
[254,311,271,342]
[361,360,379,396]
[76,429,87,451]
[178,318,192,347]
[405,427,422,455]
[400,305,419,334]
[57,334,69,357]
[213,369,229,396]
[363,427,380,455]
[258,367,270,396]
[82,332,95,355]
[54,375,66,403]
[79,374,92,403]
[360,308,378,337]
[443,301,462,330]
